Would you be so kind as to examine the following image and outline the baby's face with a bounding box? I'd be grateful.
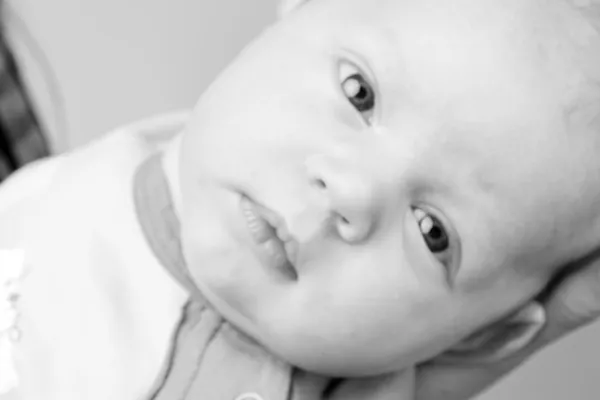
[179,0,600,376]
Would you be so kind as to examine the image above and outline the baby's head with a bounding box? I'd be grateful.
[175,0,600,376]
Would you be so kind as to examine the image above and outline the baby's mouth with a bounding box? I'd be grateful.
[240,195,298,281]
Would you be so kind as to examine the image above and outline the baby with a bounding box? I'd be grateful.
[1,0,600,399]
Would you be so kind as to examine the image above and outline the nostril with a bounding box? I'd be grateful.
[336,214,363,243]
[314,179,327,189]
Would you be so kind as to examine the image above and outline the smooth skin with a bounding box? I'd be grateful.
[174,0,600,379]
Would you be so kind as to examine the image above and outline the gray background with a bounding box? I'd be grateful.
[7,1,599,398]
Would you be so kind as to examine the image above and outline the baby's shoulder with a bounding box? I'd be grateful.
[0,111,190,234]
[0,112,191,400]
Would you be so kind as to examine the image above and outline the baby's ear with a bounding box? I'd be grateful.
[440,301,546,364]
[278,0,309,18]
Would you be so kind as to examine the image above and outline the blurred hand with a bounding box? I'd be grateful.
[415,249,600,400]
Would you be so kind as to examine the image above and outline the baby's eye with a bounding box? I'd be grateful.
[413,208,449,254]
[339,61,375,124]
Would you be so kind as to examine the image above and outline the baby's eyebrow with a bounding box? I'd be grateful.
[344,25,403,78]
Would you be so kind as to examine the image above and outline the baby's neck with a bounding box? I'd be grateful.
[162,133,184,220]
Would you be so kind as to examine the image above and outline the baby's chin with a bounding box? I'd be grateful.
[259,325,426,377]
[225,304,428,376]
[190,279,391,375]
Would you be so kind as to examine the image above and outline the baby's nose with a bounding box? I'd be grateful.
[305,154,382,244]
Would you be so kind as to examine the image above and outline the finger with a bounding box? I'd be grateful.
[536,254,600,345]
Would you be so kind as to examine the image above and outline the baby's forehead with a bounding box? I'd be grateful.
[319,0,599,98]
